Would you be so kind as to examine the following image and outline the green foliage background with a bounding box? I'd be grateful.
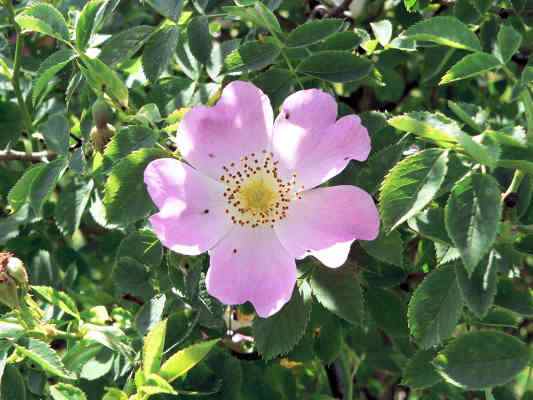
[0,0,532,399]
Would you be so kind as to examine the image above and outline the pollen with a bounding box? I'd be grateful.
[220,150,300,227]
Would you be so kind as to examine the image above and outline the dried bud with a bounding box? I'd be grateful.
[90,124,116,153]
[92,98,113,130]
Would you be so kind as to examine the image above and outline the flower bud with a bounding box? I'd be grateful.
[348,0,366,18]
[92,98,113,130]
[6,256,28,289]
[90,123,116,153]
[0,253,22,309]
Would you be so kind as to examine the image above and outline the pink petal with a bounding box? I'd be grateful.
[272,89,370,189]
[177,81,274,179]
[275,185,379,268]
[144,158,231,255]
[206,227,297,318]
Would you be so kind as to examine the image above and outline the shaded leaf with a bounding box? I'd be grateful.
[297,51,372,83]
[433,331,529,389]
[309,264,364,325]
[407,265,463,348]
[445,173,501,275]
[253,282,312,360]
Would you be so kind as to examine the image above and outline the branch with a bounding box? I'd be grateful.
[0,149,56,162]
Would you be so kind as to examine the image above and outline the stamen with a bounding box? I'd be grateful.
[219,150,298,228]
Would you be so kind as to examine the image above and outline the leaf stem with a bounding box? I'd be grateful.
[4,0,33,133]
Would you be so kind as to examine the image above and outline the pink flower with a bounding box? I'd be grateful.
[144,81,379,318]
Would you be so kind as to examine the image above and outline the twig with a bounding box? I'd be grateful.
[325,361,345,399]
[0,149,56,162]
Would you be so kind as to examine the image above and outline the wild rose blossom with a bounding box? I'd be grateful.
[144,81,380,318]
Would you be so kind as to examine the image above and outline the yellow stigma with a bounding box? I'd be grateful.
[238,175,278,213]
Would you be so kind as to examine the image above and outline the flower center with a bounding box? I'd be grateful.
[220,150,300,228]
[238,175,277,213]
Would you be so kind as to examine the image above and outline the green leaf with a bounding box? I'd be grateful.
[117,229,163,268]
[187,16,212,65]
[55,180,94,236]
[287,19,344,48]
[142,23,180,82]
[80,56,129,109]
[135,294,166,336]
[15,3,69,42]
[0,321,24,339]
[8,163,47,213]
[353,135,413,195]
[0,102,23,148]
[141,374,178,395]
[103,148,167,225]
[16,339,75,380]
[50,383,87,400]
[33,49,77,104]
[455,250,498,318]
[225,40,280,73]
[388,111,459,144]
[143,319,167,376]
[146,0,184,20]
[445,173,502,275]
[224,3,282,34]
[103,389,128,400]
[1,365,26,400]
[160,339,219,382]
[76,0,104,50]
[389,113,499,168]
[380,149,449,231]
[99,26,154,66]
[440,53,501,84]
[176,32,201,80]
[32,285,80,319]
[403,16,481,51]
[29,157,69,215]
[494,278,533,317]
[253,282,312,360]
[309,264,364,325]
[103,126,159,165]
[370,20,393,47]
[408,207,453,245]
[312,305,342,364]
[360,229,403,266]
[296,51,373,83]
[494,25,522,64]
[365,288,409,339]
[407,265,464,349]
[113,257,154,300]
[42,114,70,155]
[433,331,529,389]
[403,349,442,389]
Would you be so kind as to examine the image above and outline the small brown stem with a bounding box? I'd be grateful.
[0,149,56,162]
